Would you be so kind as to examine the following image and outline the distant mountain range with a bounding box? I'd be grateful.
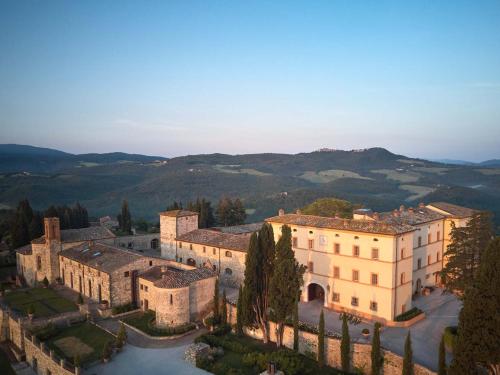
[432,158,500,167]
[1,144,499,231]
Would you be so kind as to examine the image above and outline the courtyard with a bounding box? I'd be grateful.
[2,287,78,318]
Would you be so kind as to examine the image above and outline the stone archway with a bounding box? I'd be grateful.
[307,283,325,304]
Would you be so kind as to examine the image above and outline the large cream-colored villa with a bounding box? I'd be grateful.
[17,200,474,324]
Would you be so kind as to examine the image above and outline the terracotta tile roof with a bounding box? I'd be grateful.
[212,223,263,234]
[176,229,251,252]
[30,226,115,244]
[378,207,445,226]
[159,210,198,218]
[61,242,144,273]
[266,214,415,235]
[139,265,216,289]
[426,202,477,218]
[16,244,32,255]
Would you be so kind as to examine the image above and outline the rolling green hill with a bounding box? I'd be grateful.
[1,145,499,230]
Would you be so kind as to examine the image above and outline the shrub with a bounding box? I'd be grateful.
[101,341,113,361]
[443,326,458,351]
[31,323,59,340]
[115,323,127,349]
[394,307,423,322]
[196,355,214,371]
[197,333,253,354]
[27,304,35,315]
[111,302,135,315]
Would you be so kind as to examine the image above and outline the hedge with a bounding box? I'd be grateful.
[394,307,423,322]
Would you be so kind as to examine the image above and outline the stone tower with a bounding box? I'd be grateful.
[44,217,61,243]
[159,210,199,260]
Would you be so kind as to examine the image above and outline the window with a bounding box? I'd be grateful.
[225,268,232,275]
[140,284,143,290]
[371,273,378,286]
[400,272,406,285]
[88,280,92,298]
[170,294,173,305]
[428,233,432,244]
[213,248,217,255]
[149,261,153,266]
[319,235,327,246]
[370,301,378,311]
[179,242,183,249]
[203,246,206,253]
[151,238,159,249]
[225,251,232,258]
[353,245,360,257]
[437,252,440,261]
[333,266,340,279]
[437,231,441,241]
[145,286,148,292]
[334,243,340,254]
[418,236,422,247]
[400,248,405,259]
[351,297,359,306]
[332,293,340,302]
[308,261,314,273]
[36,256,42,271]
[124,271,130,277]
[427,255,431,265]
[371,248,379,260]
[352,270,359,282]
[292,237,298,247]
[417,258,422,269]
[308,239,314,250]
[189,244,193,250]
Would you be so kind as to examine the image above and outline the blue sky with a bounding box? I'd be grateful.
[1,1,499,161]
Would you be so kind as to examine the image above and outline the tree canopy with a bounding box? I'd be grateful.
[301,197,355,218]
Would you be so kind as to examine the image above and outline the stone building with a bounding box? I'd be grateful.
[266,202,475,323]
[59,242,174,307]
[138,265,216,327]
[16,217,116,286]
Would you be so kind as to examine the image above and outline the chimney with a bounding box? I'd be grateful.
[295,209,302,215]
[399,205,405,212]
[278,209,285,217]
[44,217,61,243]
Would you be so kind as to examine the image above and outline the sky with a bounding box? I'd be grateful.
[1,1,500,162]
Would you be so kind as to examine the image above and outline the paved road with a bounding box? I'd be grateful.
[87,345,209,375]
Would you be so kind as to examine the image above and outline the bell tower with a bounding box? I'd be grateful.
[44,217,61,243]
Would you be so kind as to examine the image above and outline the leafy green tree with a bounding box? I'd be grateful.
[449,237,500,375]
[213,278,220,324]
[221,289,228,325]
[236,285,244,336]
[242,223,275,343]
[341,314,350,372]
[402,331,414,375]
[117,200,132,234]
[293,294,299,351]
[441,212,493,295]
[188,198,216,228]
[301,197,355,218]
[438,334,447,375]
[269,225,305,347]
[216,197,247,226]
[371,322,382,375]
[318,309,325,367]
[73,354,81,368]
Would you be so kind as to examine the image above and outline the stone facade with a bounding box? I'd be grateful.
[160,210,199,259]
[111,233,161,252]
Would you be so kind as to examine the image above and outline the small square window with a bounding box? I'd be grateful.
[308,261,314,273]
[351,297,359,307]
[203,246,206,253]
[370,301,378,311]
[353,245,360,257]
[124,271,130,277]
[334,243,340,254]
[190,244,193,250]
[332,293,340,302]
[292,237,298,247]
[213,248,217,255]
[371,273,378,286]
[308,239,314,250]
[352,270,359,282]
[371,248,379,259]
[333,266,340,279]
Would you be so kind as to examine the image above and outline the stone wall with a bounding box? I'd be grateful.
[226,303,436,375]
[110,233,161,251]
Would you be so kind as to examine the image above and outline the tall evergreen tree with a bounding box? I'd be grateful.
[269,224,305,347]
[232,198,247,225]
[449,237,500,375]
[371,322,382,375]
[236,285,244,336]
[318,309,325,367]
[293,294,299,351]
[242,224,275,343]
[341,314,350,372]
[441,212,493,295]
[402,331,414,375]
[215,197,246,226]
[213,278,220,324]
[11,199,34,248]
[117,200,132,234]
[221,289,228,325]
[166,201,182,210]
[438,334,447,375]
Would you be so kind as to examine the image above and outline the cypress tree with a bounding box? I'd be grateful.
[449,237,500,375]
[269,224,305,347]
[402,331,414,375]
[341,314,350,372]
[371,322,382,375]
[438,334,446,375]
[293,294,299,351]
[221,289,227,325]
[318,309,325,367]
[213,278,220,324]
[236,285,244,336]
[119,200,132,234]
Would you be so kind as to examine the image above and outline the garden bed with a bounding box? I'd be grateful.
[3,288,78,317]
[123,311,195,337]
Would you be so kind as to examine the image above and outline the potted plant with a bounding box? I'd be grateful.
[361,328,370,337]
[27,304,35,320]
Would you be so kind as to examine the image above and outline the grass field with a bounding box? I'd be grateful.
[300,169,371,183]
[213,164,272,176]
[3,288,77,318]
[413,166,450,175]
[476,168,500,175]
[0,349,15,375]
[371,169,421,183]
[46,322,114,365]
[400,185,436,201]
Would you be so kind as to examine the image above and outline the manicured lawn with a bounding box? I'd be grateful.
[3,288,77,317]
[45,322,115,366]
[123,311,195,336]
[0,348,15,375]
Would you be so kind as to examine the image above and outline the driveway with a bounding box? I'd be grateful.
[87,344,209,375]
[298,288,461,371]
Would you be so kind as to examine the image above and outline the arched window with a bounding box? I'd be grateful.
[151,238,159,249]
[225,251,232,258]
[170,294,173,305]
[225,268,232,275]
